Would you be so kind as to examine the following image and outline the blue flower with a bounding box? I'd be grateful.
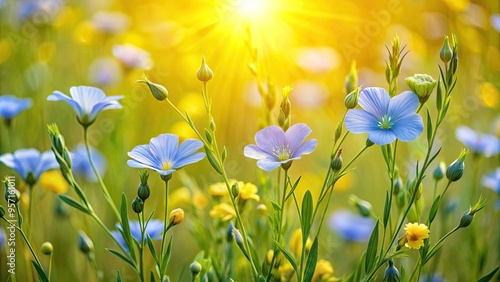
[455,126,500,157]
[0,95,32,121]
[0,228,5,251]
[127,134,205,176]
[243,123,318,171]
[482,168,500,194]
[0,149,59,185]
[112,44,153,70]
[71,144,107,182]
[345,87,423,145]
[47,86,123,126]
[111,220,164,251]
[328,210,376,242]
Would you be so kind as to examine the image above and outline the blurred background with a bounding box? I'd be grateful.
[0,0,499,281]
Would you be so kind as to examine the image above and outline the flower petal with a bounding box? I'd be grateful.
[367,129,397,145]
[89,100,123,121]
[149,134,178,165]
[172,152,205,169]
[69,86,106,115]
[388,91,419,121]
[285,123,312,153]
[244,144,270,160]
[345,109,380,133]
[256,158,282,171]
[391,114,423,142]
[35,151,59,179]
[254,125,285,155]
[47,91,84,118]
[128,144,162,169]
[174,139,204,161]
[358,88,390,119]
[291,139,317,159]
[127,159,161,171]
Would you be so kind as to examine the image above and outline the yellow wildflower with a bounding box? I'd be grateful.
[192,190,208,209]
[209,203,236,221]
[238,182,260,201]
[40,170,69,193]
[278,262,295,281]
[404,222,430,249]
[169,187,191,208]
[208,181,229,197]
[312,259,336,282]
[289,229,312,258]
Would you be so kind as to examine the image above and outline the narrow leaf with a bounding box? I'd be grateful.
[428,195,441,224]
[147,234,160,266]
[107,248,137,269]
[150,272,156,282]
[477,266,499,282]
[271,201,281,212]
[426,109,433,144]
[205,147,223,175]
[120,193,136,259]
[301,190,313,243]
[116,271,122,282]
[285,176,302,200]
[303,238,319,282]
[273,241,298,274]
[161,236,173,274]
[58,194,89,214]
[31,261,49,282]
[383,191,390,228]
[365,220,379,274]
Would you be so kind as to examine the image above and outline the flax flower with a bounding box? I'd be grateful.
[111,220,164,252]
[455,126,499,157]
[0,95,32,122]
[345,87,423,145]
[244,123,317,171]
[0,149,59,185]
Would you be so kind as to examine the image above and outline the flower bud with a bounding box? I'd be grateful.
[257,204,267,216]
[330,149,343,171]
[137,74,168,101]
[169,208,184,226]
[280,86,292,118]
[344,61,358,94]
[55,197,70,218]
[232,227,244,246]
[231,182,239,198]
[63,150,72,169]
[396,190,405,210]
[137,171,150,200]
[458,208,474,228]
[190,261,202,276]
[226,221,234,242]
[446,149,468,182]
[78,231,94,255]
[47,123,65,156]
[349,194,373,217]
[5,186,21,204]
[393,177,403,195]
[196,56,214,82]
[132,197,144,214]
[405,74,437,104]
[384,259,401,282]
[440,36,453,63]
[334,122,342,142]
[344,87,360,109]
[432,161,446,181]
[41,242,54,255]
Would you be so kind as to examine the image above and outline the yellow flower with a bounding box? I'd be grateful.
[278,262,295,281]
[208,181,229,197]
[209,203,236,221]
[404,222,430,249]
[289,229,312,258]
[312,259,336,282]
[169,208,184,226]
[238,182,260,201]
[169,187,191,208]
[192,190,208,209]
[40,171,69,193]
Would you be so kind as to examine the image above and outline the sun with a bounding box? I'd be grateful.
[236,0,271,21]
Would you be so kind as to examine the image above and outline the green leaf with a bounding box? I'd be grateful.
[476,266,499,282]
[271,201,281,212]
[426,109,433,144]
[120,193,135,259]
[301,190,313,244]
[116,270,122,282]
[383,191,390,228]
[147,234,160,267]
[428,195,441,224]
[107,248,137,269]
[285,176,302,201]
[58,194,89,214]
[161,236,173,274]
[436,80,442,111]
[273,241,298,274]
[204,129,213,144]
[32,261,49,282]
[221,146,227,163]
[365,220,379,274]
[150,271,156,282]
[303,237,319,282]
[353,251,365,282]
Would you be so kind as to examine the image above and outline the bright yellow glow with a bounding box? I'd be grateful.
[237,0,269,19]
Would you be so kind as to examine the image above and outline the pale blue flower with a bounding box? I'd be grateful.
[47,86,123,126]
[112,44,153,70]
[91,11,130,34]
[0,95,32,120]
[328,210,375,242]
[345,87,423,145]
[482,168,500,194]
[88,57,123,87]
[244,123,318,171]
[111,220,164,251]
[455,126,500,157]
[127,134,205,176]
[0,228,5,251]
[0,149,59,185]
[71,144,107,182]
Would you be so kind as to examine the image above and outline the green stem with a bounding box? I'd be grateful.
[48,253,53,281]
[27,184,33,241]
[160,178,170,268]
[83,127,120,220]
[138,212,145,282]
[408,255,422,282]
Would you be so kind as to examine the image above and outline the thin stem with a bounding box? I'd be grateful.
[408,255,422,282]
[27,184,33,241]
[160,179,170,264]
[1,218,44,271]
[48,253,53,281]
[83,127,120,220]
[138,212,145,282]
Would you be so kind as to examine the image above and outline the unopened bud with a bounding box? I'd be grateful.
[137,74,168,101]
[349,194,373,217]
[257,204,267,216]
[344,61,358,94]
[334,123,342,142]
[232,227,244,246]
[330,149,343,171]
[280,86,292,118]
[41,242,54,255]
[226,221,234,242]
[393,177,403,195]
[405,74,437,104]
[78,231,94,255]
[231,183,239,198]
[433,161,446,181]
[458,208,474,228]
[384,259,401,282]
[446,149,468,182]
[190,261,202,276]
[440,36,453,63]
[169,208,184,226]
[344,87,360,109]
[196,56,214,82]
[132,197,144,214]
